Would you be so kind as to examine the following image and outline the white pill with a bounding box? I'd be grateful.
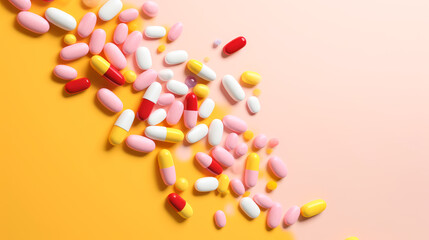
[195,177,219,192]
[247,96,260,114]
[147,109,167,126]
[144,26,166,38]
[199,98,215,119]
[164,50,188,65]
[136,46,152,70]
[166,80,189,96]
[45,8,77,31]
[222,75,245,102]
[158,69,174,81]
[98,0,123,21]
[186,124,208,144]
[240,197,260,219]
[208,119,223,146]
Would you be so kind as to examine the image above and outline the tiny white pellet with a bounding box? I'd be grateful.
[164,50,188,65]
[158,69,174,81]
[45,8,77,31]
[247,96,260,114]
[195,177,219,192]
[222,75,245,102]
[136,46,152,70]
[240,197,260,219]
[166,80,189,96]
[144,26,166,38]
[186,124,208,144]
[208,119,223,146]
[199,98,215,119]
[98,0,123,21]
[147,109,167,126]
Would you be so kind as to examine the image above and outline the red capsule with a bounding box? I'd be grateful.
[65,78,91,94]
[184,93,198,128]
[223,36,246,55]
[168,193,186,211]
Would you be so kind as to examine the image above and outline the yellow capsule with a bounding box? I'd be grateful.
[166,128,184,143]
[193,84,210,98]
[301,199,327,218]
[187,59,203,73]
[157,44,166,53]
[123,70,137,83]
[241,71,261,86]
[253,88,261,96]
[217,174,230,194]
[158,149,174,169]
[109,126,128,145]
[109,109,134,145]
[179,203,193,218]
[266,181,277,191]
[345,237,359,240]
[64,34,77,45]
[243,130,254,141]
[90,55,110,75]
[246,153,260,171]
[175,177,189,192]
[243,191,250,197]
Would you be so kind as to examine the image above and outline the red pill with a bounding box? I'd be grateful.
[167,193,193,218]
[65,78,91,94]
[223,36,246,55]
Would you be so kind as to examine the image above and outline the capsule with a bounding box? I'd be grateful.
[158,149,176,186]
[195,152,223,175]
[217,174,229,194]
[109,109,135,145]
[186,59,216,81]
[223,36,246,55]
[137,82,162,120]
[167,193,193,219]
[184,93,198,129]
[64,78,91,94]
[244,153,259,188]
[145,126,184,143]
[301,199,326,218]
[90,55,125,85]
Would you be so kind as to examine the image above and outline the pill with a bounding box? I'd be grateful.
[268,156,287,179]
[301,199,326,218]
[113,23,128,45]
[45,7,77,31]
[137,82,162,120]
[77,12,96,38]
[158,69,174,81]
[240,197,260,219]
[241,71,261,86]
[60,43,89,61]
[266,148,273,154]
[175,177,188,192]
[345,237,359,240]
[247,96,261,114]
[229,179,245,196]
[128,22,139,32]
[267,203,282,228]
[148,108,167,125]
[118,8,138,22]
[53,65,77,80]
[268,138,279,148]
[225,133,238,151]
[186,59,216,81]
[195,152,223,175]
[98,0,122,21]
[213,39,221,48]
[64,78,90,94]
[234,143,248,158]
[165,50,189,65]
[266,181,277,191]
[122,31,142,55]
[133,69,157,91]
[186,124,208,144]
[283,205,300,226]
[203,57,210,62]
[123,70,136,83]
[144,26,166,38]
[183,93,198,128]
[167,193,193,218]
[17,11,50,34]
[253,134,267,149]
[253,194,274,209]
[222,115,247,134]
[82,0,101,8]
[198,98,215,119]
[193,84,209,98]
[89,29,106,54]
[157,44,166,53]
[222,75,245,102]
[9,0,31,10]
[166,80,188,96]
[157,93,174,106]
[90,55,125,85]
[253,88,261,96]
[142,1,159,18]
[136,47,152,70]
[125,135,155,153]
[214,210,226,228]
[63,34,77,45]
[217,174,229,194]
[166,100,184,125]
[104,43,127,70]
[223,36,246,55]
[211,146,234,167]
[97,88,123,112]
[244,153,259,188]
[243,191,250,197]
[145,126,184,143]
[208,119,223,146]
[195,177,219,192]
[243,130,254,141]
[158,149,176,186]
[167,22,183,42]
[109,109,134,145]
[185,76,197,88]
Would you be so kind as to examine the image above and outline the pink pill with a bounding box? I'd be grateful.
[267,156,287,179]
[222,115,247,134]
[268,138,279,148]
[230,179,245,196]
[77,12,96,38]
[284,205,300,226]
[122,31,142,55]
[9,0,31,10]
[142,1,159,18]
[126,135,156,153]
[225,133,238,151]
[157,93,174,106]
[267,203,283,228]
[53,65,77,80]
[211,146,234,168]
[89,29,106,55]
[133,69,157,91]
[96,88,123,113]
[17,11,49,34]
[60,43,89,61]
[214,210,226,228]
[113,23,128,45]
[167,22,183,42]
[234,143,248,158]
[119,8,138,22]
[104,43,127,70]
[253,134,268,149]
[253,194,274,209]
[166,100,184,125]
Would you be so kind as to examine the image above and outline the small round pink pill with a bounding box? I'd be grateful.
[113,23,128,45]
[96,88,123,113]
[60,43,89,61]
[267,202,283,229]
[89,29,106,55]
[122,31,142,55]
[268,138,279,148]
[166,100,184,125]
[167,22,183,42]
[126,135,156,153]
[284,206,300,225]
[234,143,248,158]
[157,93,174,106]
[253,134,268,149]
[211,146,234,167]
[104,43,127,70]
[118,8,139,22]
[77,12,96,38]
[9,0,31,11]
[225,133,239,151]
[17,11,49,34]
[214,210,226,228]
[53,65,77,80]
[133,69,157,91]
[222,115,247,134]
[142,1,159,18]
[267,156,287,179]
[253,194,274,209]
[230,179,245,196]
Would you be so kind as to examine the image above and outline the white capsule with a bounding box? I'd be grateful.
[222,75,245,102]
[247,96,260,114]
[164,50,188,65]
[186,124,208,144]
[136,46,152,70]
[99,0,123,21]
[143,82,162,103]
[114,109,135,131]
[194,177,219,192]
[158,69,174,81]
[240,197,260,219]
[166,80,189,96]
[208,119,223,146]
[144,126,167,141]
[147,109,167,126]
[199,98,215,119]
[45,8,77,31]
[144,26,166,38]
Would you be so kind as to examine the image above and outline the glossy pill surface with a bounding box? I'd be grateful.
[136,46,152,70]
[165,50,189,65]
[142,1,159,18]
[133,69,157,91]
[234,143,248,157]
[45,7,77,31]
[195,177,219,192]
[65,78,90,94]
[109,109,134,145]
[89,29,106,55]
[222,75,245,102]
[193,84,210,98]
[241,71,261,85]
[195,152,223,175]
[157,93,174,106]
[225,133,238,151]
[77,12,96,38]
[186,124,208,144]
[118,8,138,22]
[125,135,155,153]
[60,43,89,61]
[113,23,128,45]
[145,126,184,143]
[167,193,193,218]
[158,69,174,81]
[214,210,226,228]
[284,205,300,226]
[98,0,123,21]
[199,98,215,119]
[253,134,267,149]
[301,199,327,218]
[123,70,136,83]
[122,31,142,55]
[144,26,166,38]
[208,119,223,146]
[53,65,77,80]
[17,11,49,34]
[223,36,246,55]
[268,156,288,179]
[267,203,283,228]
[97,88,123,112]
[166,101,184,125]
[167,22,183,42]
[247,96,261,114]
[240,197,260,219]
[222,115,247,134]
[253,194,274,209]
[148,109,167,126]
[229,179,245,196]
[104,43,127,70]
[158,149,176,186]
[9,0,31,10]
[186,59,216,81]
[217,174,229,194]
[211,146,234,167]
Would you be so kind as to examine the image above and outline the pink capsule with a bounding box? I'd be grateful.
[17,11,49,34]
[184,93,198,129]
[284,206,300,226]
[126,135,156,153]
[77,12,96,38]
[195,152,223,175]
[60,43,89,61]
[253,134,268,149]
[225,133,239,151]
[268,156,287,179]
[222,115,247,134]
[9,0,31,10]
[214,210,226,228]
[89,29,106,55]
[113,23,128,45]
[211,146,234,168]
[122,31,142,55]
[234,143,248,158]
[167,22,183,42]
[253,194,274,209]
[157,93,174,106]
[104,43,127,70]
[96,88,123,113]
[53,65,77,80]
[133,69,157,92]
[267,203,283,228]
[118,8,139,22]
[142,1,158,18]
[166,100,184,125]
[230,179,245,196]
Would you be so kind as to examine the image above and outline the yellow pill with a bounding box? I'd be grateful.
[64,34,77,45]
[266,148,273,154]
[175,177,189,192]
[301,199,327,218]
[241,71,261,86]
[243,130,254,141]
[128,22,140,32]
[157,44,166,53]
[193,84,210,98]
[266,181,277,191]
[345,237,359,240]
[82,0,101,8]
[253,88,261,96]
[243,191,250,197]
[122,70,137,83]
[217,174,230,194]
[203,57,210,62]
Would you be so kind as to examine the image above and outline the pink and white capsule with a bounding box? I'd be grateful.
[222,115,247,134]
[126,135,155,153]
[89,29,106,55]
[225,133,238,151]
[267,203,283,229]
[77,12,96,38]
[158,149,176,186]
[244,153,259,188]
[53,65,77,80]
[133,69,157,91]
[97,88,123,113]
[166,100,184,125]
[211,146,234,167]
[122,31,142,55]
[268,156,288,179]
[253,194,274,209]
[230,179,245,196]
[284,206,300,226]
[208,119,223,146]
[253,134,268,149]
[104,43,127,70]
[113,23,128,45]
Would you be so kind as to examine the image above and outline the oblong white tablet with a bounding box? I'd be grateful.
[147,108,167,126]
[158,69,174,81]
[208,119,223,146]
[240,197,260,219]
[247,96,260,114]
[186,124,208,144]
[194,177,219,192]
[98,0,123,21]
[136,46,152,70]
[164,50,188,65]
[222,75,245,102]
[199,98,215,119]
[144,26,166,38]
[166,80,189,96]
[45,7,77,31]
